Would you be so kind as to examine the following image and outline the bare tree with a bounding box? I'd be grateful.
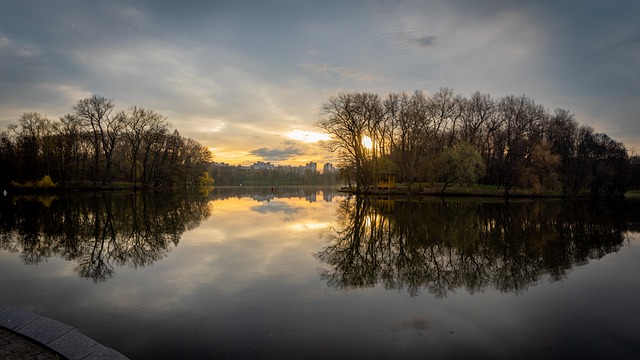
[427,87,463,147]
[317,92,383,191]
[73,95,116,186]
[120,107,168,188]
[385,91,433,189]
[460,91,496,153]
[496,94,548,194]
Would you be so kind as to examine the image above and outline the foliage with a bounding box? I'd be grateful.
[0,95,213,189]
[209,164,338,186]
[317,89,632,196]
[317,92,384,191]
[11,175,58,189]
[36,175,57,188]
[435,143,485,193]
[197,172,215,187]
[628,155,640,191]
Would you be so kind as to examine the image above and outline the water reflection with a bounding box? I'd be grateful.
[0,192,210,282]
[317,196,640,297]
[209,186,337,202]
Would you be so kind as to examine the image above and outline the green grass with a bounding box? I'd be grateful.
[343,182,574,198]
[625,190,640,197]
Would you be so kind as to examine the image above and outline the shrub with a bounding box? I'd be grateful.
[11,175,58,189]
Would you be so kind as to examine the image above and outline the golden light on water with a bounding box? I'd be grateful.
[288,222,332,231]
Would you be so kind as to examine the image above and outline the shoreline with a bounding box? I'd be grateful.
[337,185,630,199]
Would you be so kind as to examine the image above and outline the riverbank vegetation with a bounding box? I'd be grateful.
[208,163,337,186]
[0,95,212,190]
[317,89,634,196]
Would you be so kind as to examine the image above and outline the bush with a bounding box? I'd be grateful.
[197,172,215,187]
[11,175,58,189]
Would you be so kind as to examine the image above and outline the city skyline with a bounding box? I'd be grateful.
[213,160,336,173]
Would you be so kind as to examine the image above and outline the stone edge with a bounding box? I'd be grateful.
[0,305,128,360]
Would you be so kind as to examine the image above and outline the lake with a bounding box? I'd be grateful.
[1,187,640,359]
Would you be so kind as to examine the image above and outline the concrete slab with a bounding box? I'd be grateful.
[47,329,97,359]
[0,306,40,330]
[18,315,74,345]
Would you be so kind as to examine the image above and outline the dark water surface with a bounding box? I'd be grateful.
[1,188,639,359]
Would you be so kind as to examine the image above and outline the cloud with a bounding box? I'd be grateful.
[287,130,331,143]
[249,142,307,161]
[396,33,436,47]
[251,202,304,217]
[299,62,381,82]
[1,0,639,159]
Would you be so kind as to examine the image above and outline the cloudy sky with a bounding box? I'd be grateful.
[1,0,638,165]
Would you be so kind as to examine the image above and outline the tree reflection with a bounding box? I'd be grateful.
[0,191,210,282]
[317,196,639,297]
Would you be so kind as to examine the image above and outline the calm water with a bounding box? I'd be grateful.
[1,188,639,359]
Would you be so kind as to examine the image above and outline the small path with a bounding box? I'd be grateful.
[1,326,61,359]
[0,305,128,360]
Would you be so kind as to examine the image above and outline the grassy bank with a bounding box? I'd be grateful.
[338,183,610,198]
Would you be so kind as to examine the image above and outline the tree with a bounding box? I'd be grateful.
[57,114,84,185]
[0,130,16,187]
[197,172,215,187]
[9,112,59,182]
[317,89,630,196]
[385,91,433,189]
[578,131,629,196]
[2,95,213,189]
[427,87,463,147]
[495,94,548,194]
[518,141,561,192]
[119,106,168,188]
[545,109,579,192]
[140,124,168,187]
[628,155,640,191]
[181,137,213,186]
[460,91,496,152]
[317,92,383,191]
[72,95,117,186]
[435,142,485,194]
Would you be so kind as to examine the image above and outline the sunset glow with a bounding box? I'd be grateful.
[0,1,638,163]
[362,136,373,150]
[286,130,332,143]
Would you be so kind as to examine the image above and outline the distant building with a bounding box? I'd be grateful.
[323,163,335,173]
[305,162,318,172]
[251,161,275,170]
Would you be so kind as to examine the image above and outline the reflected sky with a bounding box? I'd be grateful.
[1,190,640,359]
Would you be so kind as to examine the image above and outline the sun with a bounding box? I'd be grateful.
[362,136,373,150]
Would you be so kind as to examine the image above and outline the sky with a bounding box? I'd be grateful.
[1,0,639,166]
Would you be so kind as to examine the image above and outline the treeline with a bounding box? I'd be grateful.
[0,95,212,189]
[209,164,337,186]
[318,89,633,196]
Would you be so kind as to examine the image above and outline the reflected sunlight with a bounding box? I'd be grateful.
[289,222,332,231]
